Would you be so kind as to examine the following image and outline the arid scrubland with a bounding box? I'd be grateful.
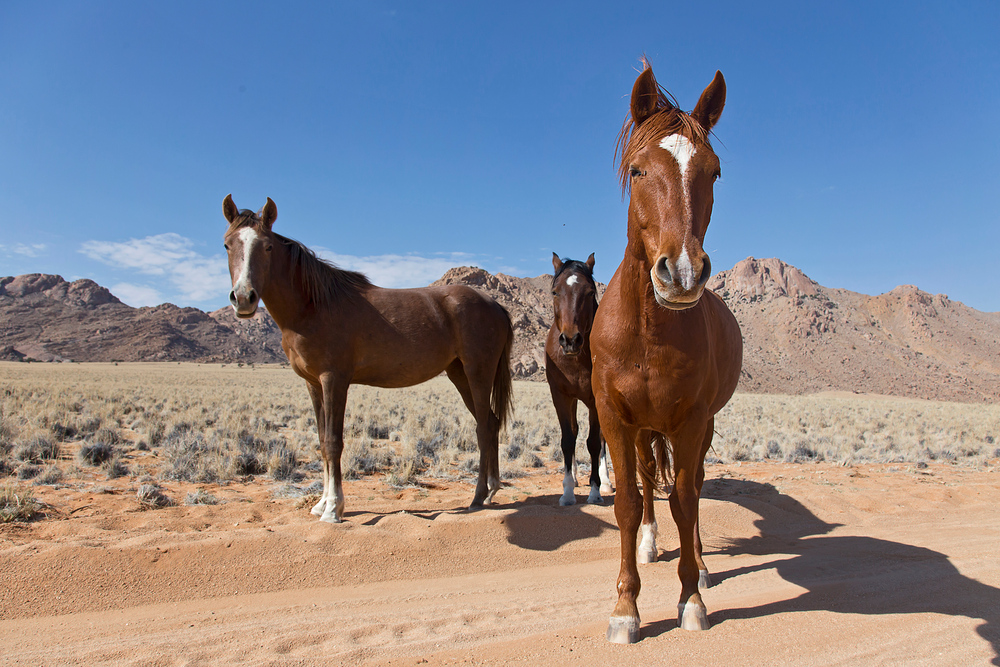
[1,361,997,520]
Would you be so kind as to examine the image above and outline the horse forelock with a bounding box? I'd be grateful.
[227,209,262,233]
[615,75,711,198]
[553,259,596,291]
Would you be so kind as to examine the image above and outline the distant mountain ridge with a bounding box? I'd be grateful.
[2,259,998,403]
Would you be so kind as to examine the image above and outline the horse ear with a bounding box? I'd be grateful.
[223,194,239,224]
[691,70,726,132]
[552,252,563,274]
[585,253,595,271]
[630,67,660,127]
[261,197,278,229]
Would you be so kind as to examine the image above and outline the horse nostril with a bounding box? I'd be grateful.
[698,256,712,287]
[229,291,238,306]
[559,333,568,347]
[572,333,583,349]
[655,256,672,284]
[248,289,258,304]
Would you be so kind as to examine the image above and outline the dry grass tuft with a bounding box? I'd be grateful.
[137,483,173,509]
[0,483,46,522]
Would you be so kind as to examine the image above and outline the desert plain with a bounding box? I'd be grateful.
[1,362,999,666]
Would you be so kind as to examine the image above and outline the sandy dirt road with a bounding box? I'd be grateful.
[2,461,998,666]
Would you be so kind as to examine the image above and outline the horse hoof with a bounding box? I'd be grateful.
[678,602,709,631]
[600,484,614,495]
[587,486,604,504]
[699,569,712,589]
[606,616,640,644]
[559,494,576,506]
[310,499,327,517]
[320,513,342,524]
[637,547,657,564]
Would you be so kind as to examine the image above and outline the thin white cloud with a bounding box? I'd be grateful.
[0,243,47,258]
[79,233,230,304]
[110,282,164,308]
[315,249,479,288]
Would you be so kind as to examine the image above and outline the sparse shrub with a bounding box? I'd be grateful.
[14,434,59,463]
[185,489,220,505]
[16,463,40,480]
[93,427,123,447]
[160,432,225,483]
[33,465,63,486]
[385,458,417,487]
[78,441,116,466]
[268,441,298,481]
[1,484,45,522]
[137,483,173,509]
[105,455,130,479]
[50,422,77,440]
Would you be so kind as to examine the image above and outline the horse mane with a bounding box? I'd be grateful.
[615,62,711,197]
[553,258,597,292]
[227,208,371,307]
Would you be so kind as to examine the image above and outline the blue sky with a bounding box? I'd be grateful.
[1,2,998,312]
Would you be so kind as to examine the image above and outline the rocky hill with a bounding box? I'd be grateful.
[0,274,282,364]
[707,258,1000,403]
[2,261,998,403]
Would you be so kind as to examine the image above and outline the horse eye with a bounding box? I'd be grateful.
[629,166,642,178]
[265,245,272,252]
[713,169,722,181]
[224,243,229,250]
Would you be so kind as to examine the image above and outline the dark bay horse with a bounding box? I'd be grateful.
[222,196,514,523]
[591,64,743,643]
[544,252,612,506]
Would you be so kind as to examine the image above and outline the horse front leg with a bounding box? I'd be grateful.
[317,374,349,524]
[669,418,711,630]
[584,400,606,504]
[307,381,330,518]
[551,392,579,506]
[601,417,643,644]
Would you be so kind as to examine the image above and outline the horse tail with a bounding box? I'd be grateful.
[491,306,515,430]
[652,432,674,493]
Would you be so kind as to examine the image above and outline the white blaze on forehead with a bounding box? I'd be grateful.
[565,274,579,287]
[659,133,698,280]
[234,227,259,290]
[659,134,697,177]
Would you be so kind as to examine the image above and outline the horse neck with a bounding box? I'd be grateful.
[617,240,655,317]
[258,242,310,331]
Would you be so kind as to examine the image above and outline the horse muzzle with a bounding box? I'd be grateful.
[559,331,584,356]
[650,252,711,310]
[230,288,259,319]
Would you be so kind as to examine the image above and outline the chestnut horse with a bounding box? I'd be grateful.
[544,252,612,506]
[591,64,743,643]
[222,196,514,523]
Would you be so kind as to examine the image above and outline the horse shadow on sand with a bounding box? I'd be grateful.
[344,487,616,552]
[644,478,1000,664]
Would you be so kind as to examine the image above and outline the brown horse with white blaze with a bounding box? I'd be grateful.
[591,63,743,643]
[545,252,612,506]
[222,195,514,523]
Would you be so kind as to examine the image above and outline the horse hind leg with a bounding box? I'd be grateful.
[636,431,659,563]
[447,361,499,507]
[598,440,613,496]
[694,419,715,589]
